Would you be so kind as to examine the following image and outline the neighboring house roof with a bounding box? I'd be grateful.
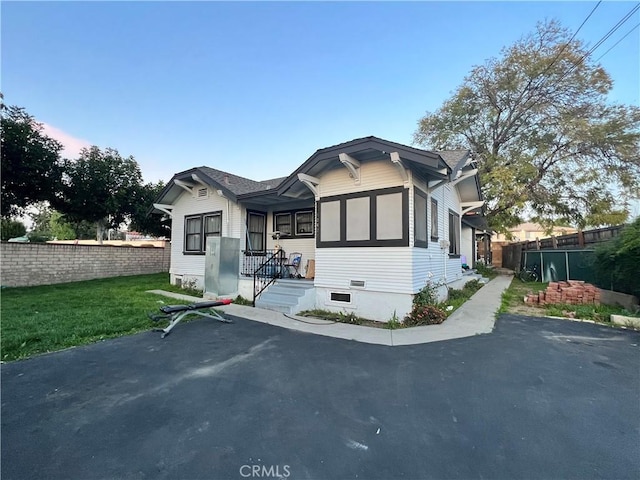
[510,222,576,232]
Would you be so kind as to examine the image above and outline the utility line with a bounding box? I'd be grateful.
[595,22,640,62]
[543,0,602,78]
[563,2,640,77]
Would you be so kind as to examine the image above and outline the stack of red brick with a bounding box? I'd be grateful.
[524,280,601,306]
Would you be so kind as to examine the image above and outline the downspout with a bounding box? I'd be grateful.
[442,185,446,283]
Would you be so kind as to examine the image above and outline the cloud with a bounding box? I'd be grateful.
[40,122,92,159]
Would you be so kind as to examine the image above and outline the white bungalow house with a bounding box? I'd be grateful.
[152,136,485,322]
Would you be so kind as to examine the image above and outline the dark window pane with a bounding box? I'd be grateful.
[205,214,221,235]
[275,213,292,235]
[295,211,314,235]
[430,199,439,240]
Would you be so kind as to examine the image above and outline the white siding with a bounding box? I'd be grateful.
[315,247,413,294]
[412,248,446,291]
[169,188,244,288]
[443,185,463,283]
[315,287,413,323]
[319,159,404,197]
[410,182,464,291]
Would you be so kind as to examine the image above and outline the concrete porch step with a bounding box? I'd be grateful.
[255,279,315,315]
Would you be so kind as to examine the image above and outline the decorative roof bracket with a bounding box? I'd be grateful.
[461,201,484,214]
[390,152,410,186]
[338,153,361,184]
[174,179,195,194]
[450,168,478,187]
[153,203,174,217]
[191,173,209,187]
[297,173,320,199]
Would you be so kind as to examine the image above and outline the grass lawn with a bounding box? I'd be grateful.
[499,276,637,324]
[1,273,194,362]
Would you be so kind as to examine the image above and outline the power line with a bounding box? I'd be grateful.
[564,2,640,77]
[595,22,640,62]
[541,0,602,77]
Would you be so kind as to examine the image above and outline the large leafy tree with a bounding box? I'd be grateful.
[1,102,64,217]
[51,146,143,242]
[414,20,640,232]
[129,181,171,238]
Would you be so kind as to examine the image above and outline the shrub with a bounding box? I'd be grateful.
[1,218,26,241]
[405,280,447,326]
[404,304,447,326]
[475,263,497,278]
[447,279,483,301]
[594,218,640,297]
[462,279,483,296]
[448,288,468,300]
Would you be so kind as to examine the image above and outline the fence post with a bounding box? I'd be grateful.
[578,230,585,247]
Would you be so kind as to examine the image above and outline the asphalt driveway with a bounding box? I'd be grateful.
[2,314,639,480]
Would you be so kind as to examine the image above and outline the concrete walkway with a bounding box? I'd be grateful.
[147,274,513,346]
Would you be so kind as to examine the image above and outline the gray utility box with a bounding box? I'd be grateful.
[204,237,240,297]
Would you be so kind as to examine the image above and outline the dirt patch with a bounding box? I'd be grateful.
[508,304,547,316]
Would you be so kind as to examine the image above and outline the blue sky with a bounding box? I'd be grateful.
[2,1,639,187]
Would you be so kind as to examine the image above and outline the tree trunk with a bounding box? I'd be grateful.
[96,220,105,245]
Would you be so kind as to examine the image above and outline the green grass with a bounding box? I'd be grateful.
[544,303,637,322]
[1,273,188,362]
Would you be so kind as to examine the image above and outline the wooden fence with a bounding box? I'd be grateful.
[501,225,624,272]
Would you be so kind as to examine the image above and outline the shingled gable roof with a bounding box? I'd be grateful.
[276,136,452,197]
[152,137,482,211]
[436,150,471,172]
[197,167,284,196]
[152,166,286,210]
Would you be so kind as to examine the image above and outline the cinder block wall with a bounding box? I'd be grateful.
[0,243,171,287]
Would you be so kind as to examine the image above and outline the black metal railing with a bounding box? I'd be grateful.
[252,249,286,306]
[241,249,280,276]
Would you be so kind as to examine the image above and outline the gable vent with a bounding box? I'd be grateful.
[350,280,365,288]
[197,188,208,198]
